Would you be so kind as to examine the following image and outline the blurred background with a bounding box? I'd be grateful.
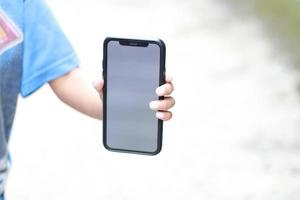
[6,0,300,199]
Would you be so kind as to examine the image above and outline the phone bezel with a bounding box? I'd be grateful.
[102,37,166,156]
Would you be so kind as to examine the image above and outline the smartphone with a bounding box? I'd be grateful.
[102,37,166,155]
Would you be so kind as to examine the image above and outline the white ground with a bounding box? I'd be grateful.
[6,0,300,199]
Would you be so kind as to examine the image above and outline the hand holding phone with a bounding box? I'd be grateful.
[102,37,166,155]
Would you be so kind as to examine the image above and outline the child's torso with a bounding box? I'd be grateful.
[0,0,24,194]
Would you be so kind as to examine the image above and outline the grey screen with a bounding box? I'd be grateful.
[106,41,161,153]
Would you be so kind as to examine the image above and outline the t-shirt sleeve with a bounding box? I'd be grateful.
[21,0,79,97]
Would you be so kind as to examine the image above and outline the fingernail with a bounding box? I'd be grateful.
[149,101,159,110]
[156,87,165,96]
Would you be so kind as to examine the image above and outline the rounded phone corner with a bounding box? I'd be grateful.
[148,145,162,156]
[103,140,114,152]
[157,38,166,49]
[103,37,117,48]
[151,38,166,51]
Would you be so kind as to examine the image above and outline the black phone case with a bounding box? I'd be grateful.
[102,37,166,155]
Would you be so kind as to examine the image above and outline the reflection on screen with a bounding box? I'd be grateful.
[106,41,161,153]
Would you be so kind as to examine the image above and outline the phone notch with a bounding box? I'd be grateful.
[119,40,149,47]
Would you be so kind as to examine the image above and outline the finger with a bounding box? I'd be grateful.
[156,111,173,121]
[165,75,173,83]
[93,79,104,93]
[156,83,174,96]
[149,97,175,111]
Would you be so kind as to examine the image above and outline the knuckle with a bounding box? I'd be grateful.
[166,85,171,93]
[166,83,174,95]
[171,83,174,92]
[167,112,173,120]
[167,98,175,108]
[158,97,175,110]
[172,98,176,106]
[160,101,169,110]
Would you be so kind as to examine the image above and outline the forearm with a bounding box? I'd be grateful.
[49,68,102,120]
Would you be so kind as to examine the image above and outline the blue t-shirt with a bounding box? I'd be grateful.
[0,0,79,195]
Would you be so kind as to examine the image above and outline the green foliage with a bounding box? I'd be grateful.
[231,0,300,65]
[254,0,300,37]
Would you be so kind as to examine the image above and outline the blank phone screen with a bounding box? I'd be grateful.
[105,40,162,153]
